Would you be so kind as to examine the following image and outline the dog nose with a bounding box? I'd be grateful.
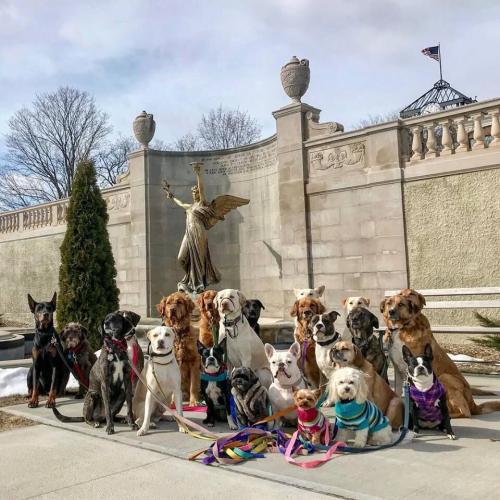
[389,308,397,317]
[278,362,285,369]
[157,340,164,348]
[344,386,350,392]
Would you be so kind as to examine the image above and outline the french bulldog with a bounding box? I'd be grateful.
[264,342,307,425]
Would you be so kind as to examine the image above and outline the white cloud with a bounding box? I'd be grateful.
[0,0,499,150]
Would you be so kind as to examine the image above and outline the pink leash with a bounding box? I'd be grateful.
[284,426,345,468]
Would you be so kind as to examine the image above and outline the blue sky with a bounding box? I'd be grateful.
[1,0,499,149]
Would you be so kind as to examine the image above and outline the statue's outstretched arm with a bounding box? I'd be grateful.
[162,180,191,210]
[193,164,207,203]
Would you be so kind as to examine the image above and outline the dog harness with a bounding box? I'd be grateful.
[409,376,445,422]
[223,314,243,339]
[65,342,89,387]
[335,399,389,433]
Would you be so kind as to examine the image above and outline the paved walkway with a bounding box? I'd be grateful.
[2,374,500,500]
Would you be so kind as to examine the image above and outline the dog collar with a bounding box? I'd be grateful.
[150,348,173,358]
[68,342,85,355]
[316,333,339,347]
[201,371,228,382]
[223,314,242,327]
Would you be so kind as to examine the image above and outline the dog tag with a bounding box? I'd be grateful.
[107,353,114,362]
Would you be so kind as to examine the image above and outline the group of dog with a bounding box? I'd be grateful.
[26,286,500,449]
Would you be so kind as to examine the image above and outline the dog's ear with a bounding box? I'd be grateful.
[314,285,325,297]
[290,300,299,318]
[80,324,89,339]
[185,295,195,314]
[264,343,275,360]
[289,341,301,359]
[196,294,205,310]
[197,340,206,355]
[27,294,37,313]
[122,316,135,335]
[128,311,141,327]
[341,297,348,308]
[327,373,340,403]
[424,343,433,361]
[50,292,57,310]
[327,310,340,323]
[293,288,300,299]
[379,298,388,314]
[369,311,379,329]
[313,388,322,400]
[346,312,352,330]
[362,296,370,307]
[355,372,369,404]
[214,293,221,311]
[217,335,227,352]
[317,300,326,315]
[256,300,265,310]
[156,299,166,318]
[237,290,247,307]
[402,345,413,366]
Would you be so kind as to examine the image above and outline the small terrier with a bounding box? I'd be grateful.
[294,388,330,445]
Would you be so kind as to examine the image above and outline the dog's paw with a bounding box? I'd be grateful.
[352,440,367,448]
[130,423,139,431]
[106,425,115,435]
[321,400,330,408]
[150,422,157,429]
[136,427,148,437]
[28,400,39,408]
[94,422,101,428]
[178,426,187,433]
[447,433,457,440]
[45,399,56,409]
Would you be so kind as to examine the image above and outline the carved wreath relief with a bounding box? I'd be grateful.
[311,142,365,171]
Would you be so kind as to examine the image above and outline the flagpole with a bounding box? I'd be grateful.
[438,43,443,81]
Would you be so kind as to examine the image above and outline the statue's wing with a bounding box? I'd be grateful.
[205,195,250,229]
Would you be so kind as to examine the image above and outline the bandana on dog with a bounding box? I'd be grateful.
[335,399,389,433]
[409,377,445,422]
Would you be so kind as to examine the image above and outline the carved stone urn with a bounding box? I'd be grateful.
[280,56,310,103]
[133,111,156,148]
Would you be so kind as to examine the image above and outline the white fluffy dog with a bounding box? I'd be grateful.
[327,367,392,448]
[294,285,325,300]
[215,289,273,388]
[133,326,184,436]
[265,342,307,424]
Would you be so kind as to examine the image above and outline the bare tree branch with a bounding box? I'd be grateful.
[0,87,111,210]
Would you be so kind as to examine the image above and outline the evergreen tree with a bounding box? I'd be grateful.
[57,160,119,350]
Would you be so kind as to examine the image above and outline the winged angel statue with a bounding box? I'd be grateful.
[162,162,249,294]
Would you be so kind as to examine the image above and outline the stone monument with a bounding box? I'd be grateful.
[162,162,250,295]
[133,111,156,148]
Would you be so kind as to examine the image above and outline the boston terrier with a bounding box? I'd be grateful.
[403,343,456,440]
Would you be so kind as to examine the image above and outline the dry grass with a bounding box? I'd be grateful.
[0,395,39,432]
[440,341,500,375]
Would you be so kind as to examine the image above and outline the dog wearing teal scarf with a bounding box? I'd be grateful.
[327,367,392,448]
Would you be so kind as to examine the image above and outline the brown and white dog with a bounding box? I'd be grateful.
[197,290,220,348]
[157,292,200,406]
[290,297,325,388]
[380,288,500,418]
[330,340,403,429]
[60,322,97,398]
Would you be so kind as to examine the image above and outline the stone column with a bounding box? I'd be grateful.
[272,102,319,314]
[489,109,500,147]
[471,113,485,150]
[123,149,150,318]
[440,120,454,155]
[454,116,470,153]
[410,126,423,161]
[424,123,438,159]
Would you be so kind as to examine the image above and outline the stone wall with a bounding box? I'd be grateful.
[0,186,134,324]
[1,94,500,324]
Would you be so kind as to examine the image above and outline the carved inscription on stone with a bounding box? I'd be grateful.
[202,140,277,176]
[310,142,365,171]
[106,192,130,211]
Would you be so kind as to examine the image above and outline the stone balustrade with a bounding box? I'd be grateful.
[401,99,500,162]
[0,187,131,236]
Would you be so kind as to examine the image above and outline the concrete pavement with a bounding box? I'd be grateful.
[2,373,500,499]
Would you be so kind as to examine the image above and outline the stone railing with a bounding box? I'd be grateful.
[400,98,500,162]
[0,186,131,236]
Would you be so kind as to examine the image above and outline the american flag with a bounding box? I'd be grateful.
[422,46,440,62]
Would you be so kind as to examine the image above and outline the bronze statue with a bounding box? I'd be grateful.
[162,162,249,294]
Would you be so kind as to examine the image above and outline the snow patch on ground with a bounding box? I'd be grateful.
[0,368,79,398]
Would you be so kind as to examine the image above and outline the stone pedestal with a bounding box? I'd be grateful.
[272,102,320,312]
